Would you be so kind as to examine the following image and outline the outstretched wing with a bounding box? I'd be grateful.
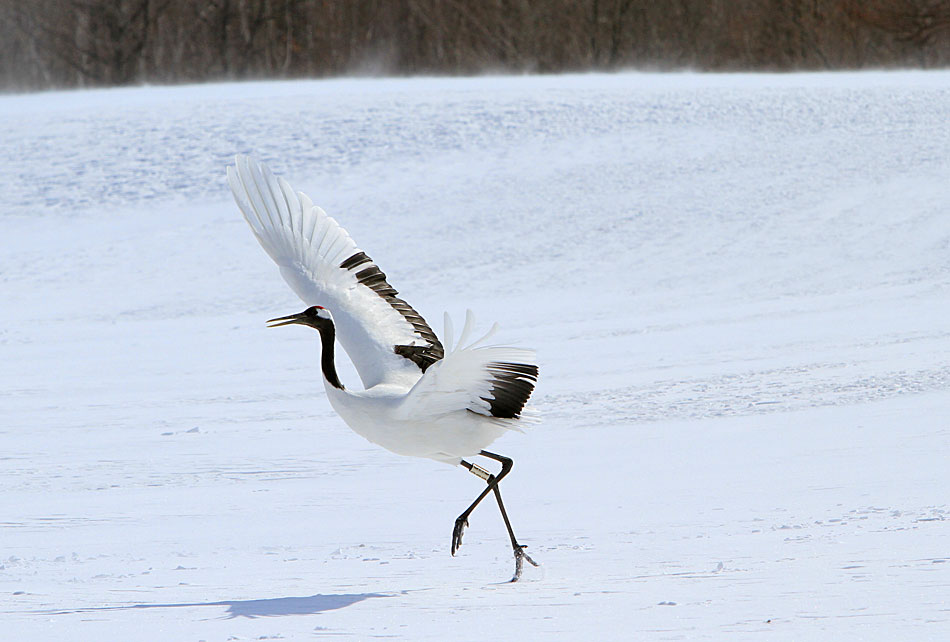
[399,311,538,426]
[227,155,443,388]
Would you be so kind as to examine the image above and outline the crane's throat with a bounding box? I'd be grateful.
[318,326,344,390]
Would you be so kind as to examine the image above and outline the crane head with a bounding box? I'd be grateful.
[266,305,333,330]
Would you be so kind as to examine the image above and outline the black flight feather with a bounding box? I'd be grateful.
[340,251,444,371]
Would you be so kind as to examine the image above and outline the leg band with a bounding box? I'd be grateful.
[465,462,492,481]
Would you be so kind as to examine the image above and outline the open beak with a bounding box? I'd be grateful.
[266,312,308,328]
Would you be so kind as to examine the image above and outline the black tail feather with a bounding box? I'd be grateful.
[481,362,538,419]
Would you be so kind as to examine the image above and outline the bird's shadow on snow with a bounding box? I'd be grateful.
[213,592,391,618]
[35,592,391,619]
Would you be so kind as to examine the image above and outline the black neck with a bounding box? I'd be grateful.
[317,325,344,390]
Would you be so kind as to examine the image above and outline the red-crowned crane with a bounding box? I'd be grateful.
[227,156,539,581]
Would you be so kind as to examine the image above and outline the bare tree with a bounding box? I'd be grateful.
[4,0,950,92]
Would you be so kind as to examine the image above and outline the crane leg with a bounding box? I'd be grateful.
[451,459,500,556]
[452,450,539,582]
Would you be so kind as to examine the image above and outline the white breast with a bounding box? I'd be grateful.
[323,381,507,465]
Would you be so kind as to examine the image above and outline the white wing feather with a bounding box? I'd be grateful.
[398,311,535,427]
[227,155,434,388]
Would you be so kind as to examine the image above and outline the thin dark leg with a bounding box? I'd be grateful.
[451,456,511,556]
[482,451,539,581]
[452,450,539,582]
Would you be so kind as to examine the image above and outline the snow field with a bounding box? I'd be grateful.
[1,72,949,640]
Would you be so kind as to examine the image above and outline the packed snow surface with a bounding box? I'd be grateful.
[2,72,948,640]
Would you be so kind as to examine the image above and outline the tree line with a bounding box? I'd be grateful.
[3,0,950,91]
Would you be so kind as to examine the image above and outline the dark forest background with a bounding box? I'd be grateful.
[3,0,950,92]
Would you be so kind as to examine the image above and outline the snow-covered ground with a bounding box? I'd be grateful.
[2,72,949,640]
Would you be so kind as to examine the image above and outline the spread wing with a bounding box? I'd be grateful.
[398,311,538,426]
[227,155,443,388]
